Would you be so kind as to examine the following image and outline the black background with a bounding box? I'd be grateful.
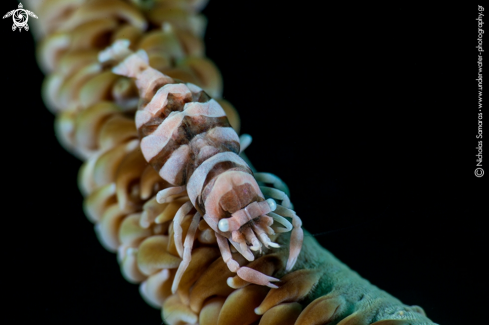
[2,1,487,324]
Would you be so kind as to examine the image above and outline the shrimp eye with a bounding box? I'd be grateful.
[218,218,229,232]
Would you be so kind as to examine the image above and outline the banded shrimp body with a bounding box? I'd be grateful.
[99,39,304,292]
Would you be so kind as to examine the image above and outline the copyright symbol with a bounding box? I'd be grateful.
[475,168,484,177]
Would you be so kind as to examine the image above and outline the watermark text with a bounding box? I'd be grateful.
[475,5,485,177]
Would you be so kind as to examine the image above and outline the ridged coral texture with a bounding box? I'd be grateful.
[30,0,439,324]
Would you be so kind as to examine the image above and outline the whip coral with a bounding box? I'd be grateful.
[23,0,445,324]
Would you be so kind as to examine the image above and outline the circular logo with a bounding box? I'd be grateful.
[474,168,484,178]
[13,10,28,28]
[3,3,38,32]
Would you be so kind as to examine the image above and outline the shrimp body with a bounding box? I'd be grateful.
[101,40,303,291]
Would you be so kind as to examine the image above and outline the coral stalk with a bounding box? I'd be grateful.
[29,0,438,324]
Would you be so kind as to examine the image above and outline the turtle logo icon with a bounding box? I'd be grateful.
[3,3,38,32]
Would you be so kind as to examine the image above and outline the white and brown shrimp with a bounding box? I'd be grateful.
[99,40,303,293]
